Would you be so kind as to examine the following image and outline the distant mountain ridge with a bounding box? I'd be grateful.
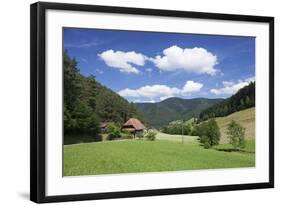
[135,97,223,128]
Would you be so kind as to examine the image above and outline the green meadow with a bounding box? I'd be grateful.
[64,108,255,176]
[64,136,255,176]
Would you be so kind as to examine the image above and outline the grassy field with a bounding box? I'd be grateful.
[64,108,255,176]
[216,107,255,144]
[156,132,198,144]
[64,137,255,176]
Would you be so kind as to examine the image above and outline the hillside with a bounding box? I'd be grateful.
[199,82,255,121]
[135,97,223,128]
[215,107,255,144]
[64,51,143,142]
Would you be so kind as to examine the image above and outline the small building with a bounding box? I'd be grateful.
[122,118,145,137]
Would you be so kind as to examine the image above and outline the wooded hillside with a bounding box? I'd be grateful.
[199,82,255,121]
[63,51,143,139]
[135,97,223,128]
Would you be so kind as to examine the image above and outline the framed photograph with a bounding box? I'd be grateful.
[30,2,274,203]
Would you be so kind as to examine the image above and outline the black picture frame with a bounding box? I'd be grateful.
[30,2,274,203]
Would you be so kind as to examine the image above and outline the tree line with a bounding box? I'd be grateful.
[199,82,255,122]
[162,119,194,135]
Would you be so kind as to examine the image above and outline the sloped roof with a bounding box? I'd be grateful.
[123,118,145,130]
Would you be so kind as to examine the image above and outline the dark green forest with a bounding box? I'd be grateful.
[63,51,143,143]
[199,82,255,121]
[135,97,223,128]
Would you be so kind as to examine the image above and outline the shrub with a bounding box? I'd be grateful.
[105,122,120,134]
[121,133,133,139]
[135,132,144,139]
[105,123,122,140]
[203,141,211,149]
[145,131,156,141]
[106,133,116,141]
[227,120,246,150]
[196,119,221,147]
[200,135,211,149]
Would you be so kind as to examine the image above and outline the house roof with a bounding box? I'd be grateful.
[123,118,145,130]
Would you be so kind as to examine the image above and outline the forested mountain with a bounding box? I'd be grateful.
[135,98,223,128]
[199,82,255,122]
[64,51,143,138]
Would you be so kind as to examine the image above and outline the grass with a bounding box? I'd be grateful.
[216,107,255,144]
[156,132,198,144]
[64,109,256,176]
[64,137,255,176]
[214,139,255,153]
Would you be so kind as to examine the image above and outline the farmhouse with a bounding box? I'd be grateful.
[122,118,145,136]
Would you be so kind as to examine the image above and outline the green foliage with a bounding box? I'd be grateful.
[135,98,223,128]
[105,122,119,133]
[145,131,157,141]
[201,136,211,149]
[105,123,122,140]
[199,82,255,122]
[64,51,100,141]
[162,119,194,135]
[121,132,133,139]
[227,120,246,150]
[194,119,221,147]
[135,132,144,139]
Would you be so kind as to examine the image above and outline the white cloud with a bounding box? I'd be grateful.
[159,95,174,101]
[133,99,156,103]
[118,80,203,101]
[150,45,218,75]
[222,81,235,87]
[98,50,147,74]
[182,81,203,95]
[245,76,255,83]
[210,77,255,95]
[118,85,181,99]
[146,68,153,72]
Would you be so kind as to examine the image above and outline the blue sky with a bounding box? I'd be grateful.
[64,28,255,102]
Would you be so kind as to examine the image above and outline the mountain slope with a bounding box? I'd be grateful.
[215,107,255,144]
[64,51,143,139]
[135,97,223,128]
[199,82,255,121]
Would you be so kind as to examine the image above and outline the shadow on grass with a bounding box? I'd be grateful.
[64,134,102,145]
[215,148,255,154]
[198,142,255,154]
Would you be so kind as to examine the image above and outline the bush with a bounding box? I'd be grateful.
[121,133,133,139]
[145,131,156,141]
[106,133,117,141]
[203,141,211,149]
[135,132,144,139]
[200,136,211,149]
[105,122,120,134]
[227,120,246,150]
[196,119,221,147]
[105,123,122,140]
